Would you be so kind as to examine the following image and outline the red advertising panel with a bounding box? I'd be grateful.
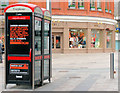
[10,63,29,75]
[8,16,30,20]
[7,15,31,54]
[9,16,30,45]
[10,24,29,45]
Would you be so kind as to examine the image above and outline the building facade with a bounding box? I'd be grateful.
[0,0,117,53]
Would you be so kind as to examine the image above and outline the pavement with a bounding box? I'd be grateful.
[0,52,118,92]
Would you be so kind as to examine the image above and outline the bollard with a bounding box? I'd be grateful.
[110,52,114,79]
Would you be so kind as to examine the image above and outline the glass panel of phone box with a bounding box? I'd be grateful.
[35,17,42,81]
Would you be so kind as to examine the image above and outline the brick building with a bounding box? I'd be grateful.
[0,0,117,53]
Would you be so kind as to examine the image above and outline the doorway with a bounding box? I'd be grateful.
[52,33,63,53]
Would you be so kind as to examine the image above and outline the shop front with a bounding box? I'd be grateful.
[52,17,116,53]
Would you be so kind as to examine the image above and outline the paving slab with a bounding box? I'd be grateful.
[0,52,118,91]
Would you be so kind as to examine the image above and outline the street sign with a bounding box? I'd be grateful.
[116,28,120,33]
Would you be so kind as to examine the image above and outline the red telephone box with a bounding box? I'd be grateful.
[4,3,52,89]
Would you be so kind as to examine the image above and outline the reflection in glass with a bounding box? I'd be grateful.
[44,31,49,54]
[35,18,41,55]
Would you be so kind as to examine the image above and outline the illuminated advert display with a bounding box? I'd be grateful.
[10,24,29,45]
[8,16,30,45]
[7,15,31,54]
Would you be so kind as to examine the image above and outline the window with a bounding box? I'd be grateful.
[0,0,9,8]
[91,29,102,48]
[78,0,84,9]
[68,0,76,9]
[105,0,107,9]
[18,0,28,3]
[105,0,108,12]
[106,31,112,48]
[90,0,95,10]
[69,29,86,48]
[109,2,111,13]
[97,0,102,11]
